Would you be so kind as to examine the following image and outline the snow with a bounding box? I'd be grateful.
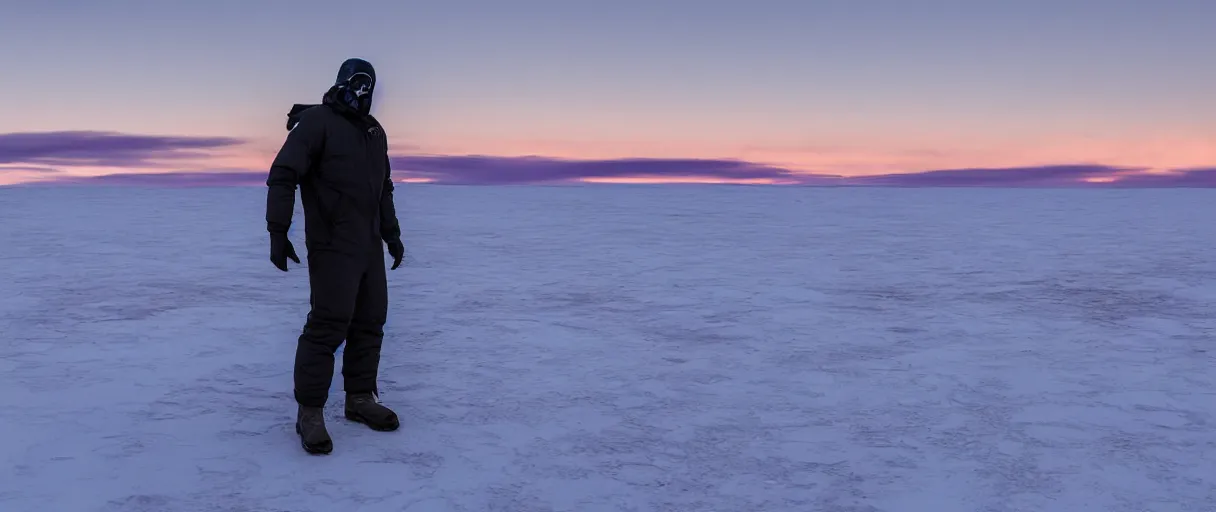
[1,184,1214,512]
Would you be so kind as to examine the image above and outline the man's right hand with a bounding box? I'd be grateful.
[270,232,301,271]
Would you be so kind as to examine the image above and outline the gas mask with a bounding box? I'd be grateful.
[333,58,376,115]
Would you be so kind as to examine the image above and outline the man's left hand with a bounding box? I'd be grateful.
[386,239,405,270]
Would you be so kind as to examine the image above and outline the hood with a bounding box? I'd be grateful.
[285,103,320,131]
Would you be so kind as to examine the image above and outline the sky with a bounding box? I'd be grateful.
[1,0,1214,187]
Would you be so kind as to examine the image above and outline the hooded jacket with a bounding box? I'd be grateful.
[265,89,401,254]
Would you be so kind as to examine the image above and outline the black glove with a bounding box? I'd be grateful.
[386,239,405,270]
[270,232,300,271]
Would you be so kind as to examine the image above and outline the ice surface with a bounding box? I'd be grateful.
[1,184,1214,512]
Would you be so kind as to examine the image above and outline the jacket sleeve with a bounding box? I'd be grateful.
[265,115,325,234]
[379,154,402,242]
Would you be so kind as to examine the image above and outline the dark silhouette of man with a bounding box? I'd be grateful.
[264,58,405,455]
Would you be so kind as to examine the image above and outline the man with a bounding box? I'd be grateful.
[264,58,406,455]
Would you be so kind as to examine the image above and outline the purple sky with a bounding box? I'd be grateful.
[6,131,1212,188]
[1,2,1213,186]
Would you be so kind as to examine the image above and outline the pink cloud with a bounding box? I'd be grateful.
[2,130,1213,188]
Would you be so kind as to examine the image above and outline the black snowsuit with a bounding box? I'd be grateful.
[265,95,402,408]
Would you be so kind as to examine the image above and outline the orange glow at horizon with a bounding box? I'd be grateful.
[386,132,1216,178]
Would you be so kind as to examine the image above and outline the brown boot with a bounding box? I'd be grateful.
[295,405,333,454]
[344,393,400,432]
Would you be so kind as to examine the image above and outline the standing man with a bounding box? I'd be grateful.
[265,58,406,455]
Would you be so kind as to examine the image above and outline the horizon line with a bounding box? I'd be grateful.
[2,131,1215,188]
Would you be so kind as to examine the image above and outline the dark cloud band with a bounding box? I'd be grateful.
[0,131,244,168]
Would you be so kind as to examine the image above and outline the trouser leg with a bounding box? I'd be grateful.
[293,249,366,407]
[343,244,388,396]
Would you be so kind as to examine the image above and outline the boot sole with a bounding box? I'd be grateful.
[295,422,333,455]
[345,410,400,432]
